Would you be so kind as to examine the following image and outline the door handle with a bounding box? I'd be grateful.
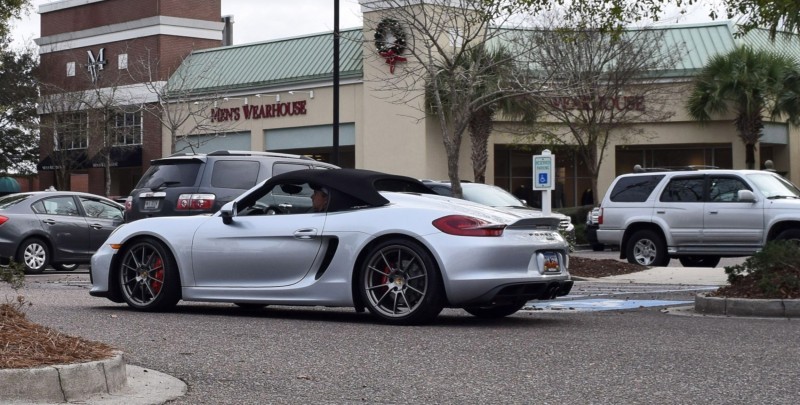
[279,204,293,208]
[90,223,104,229]
[656,210,665,214]
[42,219,56,225]
[294,228,318,239]
[708,211,719,214]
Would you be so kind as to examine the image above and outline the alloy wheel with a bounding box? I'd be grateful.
[363,245,429,318]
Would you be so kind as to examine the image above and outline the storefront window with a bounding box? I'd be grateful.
[55,112,88,150]
[615,144,732,175]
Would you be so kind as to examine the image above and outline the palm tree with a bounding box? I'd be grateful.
[686,46,800,169]
[428,45,534,184]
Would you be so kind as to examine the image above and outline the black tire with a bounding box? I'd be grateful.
[17,238,50,274]
[358,239,444,325]
[464,301,526,319]
[234,303,267,309]
[678,256,721,268]
[775,229,800,243]
[591,243,605,252]
[53,263,79,271]
[626,230,669,266]
[117,239,180,311]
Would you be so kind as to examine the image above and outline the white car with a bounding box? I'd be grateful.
[90,169,572,324]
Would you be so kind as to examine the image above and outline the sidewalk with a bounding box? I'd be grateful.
[590,266,729,285]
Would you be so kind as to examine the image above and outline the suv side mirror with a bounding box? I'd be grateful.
[738,189,757,202]
[220,201,237,225]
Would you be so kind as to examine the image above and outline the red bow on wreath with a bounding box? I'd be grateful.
[380,49,407,74]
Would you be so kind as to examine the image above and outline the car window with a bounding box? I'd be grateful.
[238,181,315,215]
[136,162,201,189]
[659,177,704,202]
[80,197,124,219]
[272,162,311,176]
[210,160,260,189]
[609,175,665,202]
[34,196,80,216]
[709,177,750,202]
[0,193,31,209]
[428,185,452,196]
[462,184,524,207]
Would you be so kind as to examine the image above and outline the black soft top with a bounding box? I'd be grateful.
[265,168,435,211]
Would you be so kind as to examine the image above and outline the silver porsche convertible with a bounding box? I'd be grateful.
[90,169,572,324]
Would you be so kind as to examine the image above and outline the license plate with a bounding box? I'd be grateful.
[144,199,160,210]
[542,252,560,273]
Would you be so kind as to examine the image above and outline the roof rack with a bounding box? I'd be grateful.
[632,164,718,173]
[168,150,314,160]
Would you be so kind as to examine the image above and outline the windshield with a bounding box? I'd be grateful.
[746,173,800,199]
[462,184,525,207]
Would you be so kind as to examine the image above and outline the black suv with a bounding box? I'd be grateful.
[125,150,338,221]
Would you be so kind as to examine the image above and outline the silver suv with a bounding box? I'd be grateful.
[595,168,800,267]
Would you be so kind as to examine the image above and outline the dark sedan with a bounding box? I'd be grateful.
[0,191,124,274]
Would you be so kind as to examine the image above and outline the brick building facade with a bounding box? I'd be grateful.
[35,0,223,198]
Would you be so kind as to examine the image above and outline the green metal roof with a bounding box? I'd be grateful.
[168,28,364,96]
[167,22,800,96]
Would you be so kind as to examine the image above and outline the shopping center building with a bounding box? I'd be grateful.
[35,0,800,205]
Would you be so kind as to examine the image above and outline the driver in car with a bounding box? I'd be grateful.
[310,186,329,212]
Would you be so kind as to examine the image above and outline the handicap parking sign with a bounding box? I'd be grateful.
[538,173,548,185]
[533,152,554,190]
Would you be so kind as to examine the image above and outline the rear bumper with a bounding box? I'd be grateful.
[461,279,574,306]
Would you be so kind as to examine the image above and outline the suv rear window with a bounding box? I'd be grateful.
[210,160,260,189]
[609,175,665,202]
[136,162,202,189]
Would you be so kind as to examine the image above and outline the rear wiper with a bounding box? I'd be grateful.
[151,181,180,191]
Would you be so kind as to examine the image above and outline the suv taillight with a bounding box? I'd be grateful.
[124,196,132,212]
[176,194,216,211]
[597,208,603,225]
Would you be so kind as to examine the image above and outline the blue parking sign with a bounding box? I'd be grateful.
[538,173,548,185]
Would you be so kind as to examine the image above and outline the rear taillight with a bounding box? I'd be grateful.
[597,207,603,225]
[124,196,132,212]
[432,215,505,237]
[176,194,216,211]
[0,215,7,226]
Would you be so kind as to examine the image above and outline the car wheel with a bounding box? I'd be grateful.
[53,263,79,271]
[118,239,180,311]
[776,229,800,243]
[358,239,444,325]
[626,230,669,266]
[591,243,605,252]
[464,301,526,319]
[678,256,721,268]
[17,238,50,274]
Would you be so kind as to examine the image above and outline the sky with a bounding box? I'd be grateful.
[8,0,365,50]
[8,0,726,51]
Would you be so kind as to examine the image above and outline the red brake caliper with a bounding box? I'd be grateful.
[150,258,164,294]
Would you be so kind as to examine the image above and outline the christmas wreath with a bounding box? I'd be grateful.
[374,18,407,73]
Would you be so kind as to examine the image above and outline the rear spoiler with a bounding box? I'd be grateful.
[506,217,562,231]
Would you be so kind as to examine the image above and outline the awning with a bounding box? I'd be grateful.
[91,146,142,168]
[0,177,21,194]
[37,150,90,171]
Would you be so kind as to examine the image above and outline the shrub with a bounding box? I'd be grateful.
[718,241,800,299]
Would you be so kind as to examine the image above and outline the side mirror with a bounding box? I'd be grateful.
[738,189,757,203]
[221,201,237,225]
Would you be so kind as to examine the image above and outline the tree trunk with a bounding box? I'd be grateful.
[469,109,493,183]
[745,143,756,170]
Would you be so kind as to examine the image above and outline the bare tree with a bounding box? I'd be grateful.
[516,15,687,204]
[129,50,235,154]
[362,0,547,197]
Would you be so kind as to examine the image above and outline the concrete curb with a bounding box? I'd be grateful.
[0,352,126,403]
[0,353,186,404]
[695,293,800,318]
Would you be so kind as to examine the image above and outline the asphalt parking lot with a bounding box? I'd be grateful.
[4,266,798,405]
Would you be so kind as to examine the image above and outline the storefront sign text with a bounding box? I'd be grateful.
[211,100,307,122]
